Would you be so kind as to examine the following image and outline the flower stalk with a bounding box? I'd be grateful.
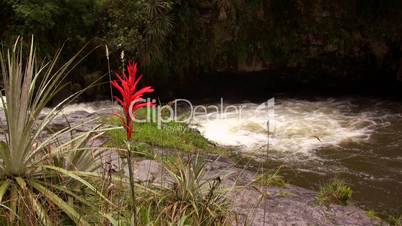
[111,61,154,224]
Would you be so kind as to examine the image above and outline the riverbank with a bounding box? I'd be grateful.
[10,102,393,225]
[130,155,384,226]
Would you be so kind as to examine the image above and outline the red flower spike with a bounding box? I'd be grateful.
[112,61,155,140]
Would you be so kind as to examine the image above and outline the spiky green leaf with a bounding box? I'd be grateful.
[31,181,89,226]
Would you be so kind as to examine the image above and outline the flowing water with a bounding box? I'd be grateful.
[191,97,402,217]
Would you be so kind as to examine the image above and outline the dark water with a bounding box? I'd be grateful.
[289,99,402,217]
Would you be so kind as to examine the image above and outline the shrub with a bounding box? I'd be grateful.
[317,178,352,206]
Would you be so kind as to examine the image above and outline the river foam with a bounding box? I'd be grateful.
[192,98,389,159]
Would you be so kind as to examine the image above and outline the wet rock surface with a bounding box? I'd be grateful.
[0,101,114,134]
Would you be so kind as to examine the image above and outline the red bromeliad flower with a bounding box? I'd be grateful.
[112,61,154,140]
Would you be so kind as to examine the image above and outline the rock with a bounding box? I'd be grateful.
[0,133,5,141]
[237,57,269,72]
[133,160,165,183]
[0,110,5,126]
[370,41,389,64]
[230,185,385,226]
[47,110,97,132]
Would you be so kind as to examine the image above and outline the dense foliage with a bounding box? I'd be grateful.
[1,0,402,98]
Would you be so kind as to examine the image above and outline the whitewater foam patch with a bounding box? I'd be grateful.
[192,99,384,158]
[42,100,113,115]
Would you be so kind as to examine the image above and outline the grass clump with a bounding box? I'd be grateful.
[316,178,352,206]
[253,167,286,187]
[366,210,381,221]
[390,215,402,226]
[103,112,216,153]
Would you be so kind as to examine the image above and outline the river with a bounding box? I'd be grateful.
[191,97,402,217]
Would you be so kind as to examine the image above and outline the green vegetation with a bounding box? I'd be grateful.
[92,153,232,225]
[0,36,233,225]
[135,155,232,225]
[390,215,402,226]
[103,110,216,153]
[253,167,286,187]
[366,210,382,221]
[2,0,402,98]
[0,0,101,56]
[316,178,353,206]
[0,38,112,225]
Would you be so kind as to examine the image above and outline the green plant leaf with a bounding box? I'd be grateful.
[0,141,11,172]
[25,184,55,226]
[0,181,10,202]
[31,181,89,226]
[50,184,118,226]
[15,177,27,190]
[43,165,114,206]
[9,186,18,223]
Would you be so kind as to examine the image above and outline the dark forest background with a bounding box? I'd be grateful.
[1,0,402,101]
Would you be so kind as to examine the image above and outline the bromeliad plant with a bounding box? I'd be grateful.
[0,37,114,225]
[111,60,154,222]
[132,154,231,225]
